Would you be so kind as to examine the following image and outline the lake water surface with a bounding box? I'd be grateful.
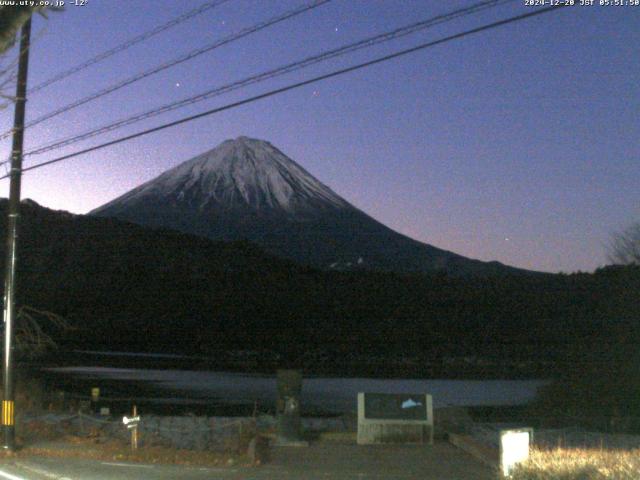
[49,364,547,415]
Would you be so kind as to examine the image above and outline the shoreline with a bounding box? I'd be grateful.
[29,349,557,381]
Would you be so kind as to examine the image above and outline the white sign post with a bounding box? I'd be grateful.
[123,405,140,450]
[499,428,533,477]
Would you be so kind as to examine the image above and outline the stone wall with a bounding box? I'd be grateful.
[19,412,355,451]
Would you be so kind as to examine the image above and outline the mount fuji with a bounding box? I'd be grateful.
[91,137,525,276]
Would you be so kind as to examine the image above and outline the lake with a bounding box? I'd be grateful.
[46,357,547,416]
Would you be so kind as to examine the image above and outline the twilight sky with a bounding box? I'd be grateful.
[0,0,638,273]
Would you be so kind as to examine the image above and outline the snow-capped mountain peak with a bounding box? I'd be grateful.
[99,137,349,216]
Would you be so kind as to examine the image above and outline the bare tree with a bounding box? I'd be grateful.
[0,5,60,53]
[0,5,61,109]
[608,222,640,265]
[13,306,73,358]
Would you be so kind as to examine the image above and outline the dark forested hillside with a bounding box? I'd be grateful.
[1,200,638,377]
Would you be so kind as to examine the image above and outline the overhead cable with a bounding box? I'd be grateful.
[25,0,512,157]
[28,0,232,94]
[0,0,331,141]
[0,4,568,181]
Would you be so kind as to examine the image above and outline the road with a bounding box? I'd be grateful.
[0,442,495,480]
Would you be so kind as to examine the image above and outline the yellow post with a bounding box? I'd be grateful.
[1,400,14,428]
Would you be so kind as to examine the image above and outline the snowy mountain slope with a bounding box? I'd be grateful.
[91,137,528,276]
[98,137,349,216]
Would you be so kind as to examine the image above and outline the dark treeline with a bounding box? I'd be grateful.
[1,200,638,379]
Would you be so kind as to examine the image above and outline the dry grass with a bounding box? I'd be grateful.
[2,421,253,468]
[510,447,640,480]
[0,436,251,467]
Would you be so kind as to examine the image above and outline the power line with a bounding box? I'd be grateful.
[0,4,568,181]
[24,0,514,158]
[0,0,331,141]
[0,25,52,109]
[28,0,232,94]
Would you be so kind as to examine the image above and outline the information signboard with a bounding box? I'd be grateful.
[363,393,429,421]
[357,392,433,445]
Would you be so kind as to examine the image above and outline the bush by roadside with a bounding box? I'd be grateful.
[528,341,640,434]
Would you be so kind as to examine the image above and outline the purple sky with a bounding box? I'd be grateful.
[0,0,638,273]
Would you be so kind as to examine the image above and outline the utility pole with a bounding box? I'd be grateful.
[2,17,31,451]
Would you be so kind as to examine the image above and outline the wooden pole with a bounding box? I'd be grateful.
[131,404,138,450]
[2,17,31,451]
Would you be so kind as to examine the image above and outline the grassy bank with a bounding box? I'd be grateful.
[510,448,640,480]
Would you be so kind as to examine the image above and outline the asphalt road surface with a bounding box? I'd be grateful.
[0,442,495,480]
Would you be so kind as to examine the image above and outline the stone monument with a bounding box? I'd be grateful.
[274,369,307,446]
